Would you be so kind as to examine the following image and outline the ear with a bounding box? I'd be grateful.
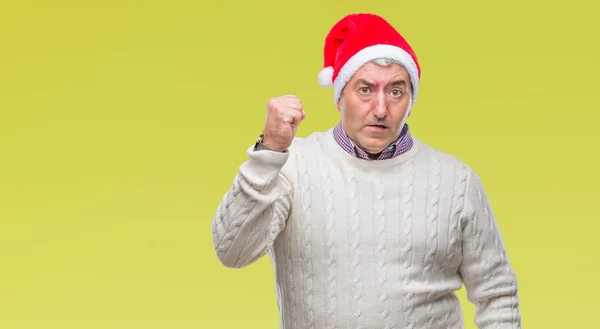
[336,100,342,112]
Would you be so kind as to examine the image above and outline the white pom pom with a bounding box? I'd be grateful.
[317,66,334,88]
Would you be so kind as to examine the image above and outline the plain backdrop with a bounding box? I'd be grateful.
[1,1,599,328]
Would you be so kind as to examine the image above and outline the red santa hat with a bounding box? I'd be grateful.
[318,13,421,111]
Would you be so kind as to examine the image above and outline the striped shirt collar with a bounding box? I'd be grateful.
[332,121,413,160]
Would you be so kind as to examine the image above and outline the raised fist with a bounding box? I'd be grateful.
[262,95,306,151]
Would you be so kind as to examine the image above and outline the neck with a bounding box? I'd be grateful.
[367,152,382,160]
[325,127,421,169]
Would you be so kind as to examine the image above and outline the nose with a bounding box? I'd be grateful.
[371,92,387,119]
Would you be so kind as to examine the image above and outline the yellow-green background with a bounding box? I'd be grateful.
[1,0,598,328]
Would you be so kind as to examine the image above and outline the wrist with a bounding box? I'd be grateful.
[261,135,287,152]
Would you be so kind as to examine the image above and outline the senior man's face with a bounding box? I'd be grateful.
[337,62,412,158]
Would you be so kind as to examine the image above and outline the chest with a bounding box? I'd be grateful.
[279,159,467,274]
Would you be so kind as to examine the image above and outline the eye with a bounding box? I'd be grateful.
[358,87,370,94]
[390,89,403,97]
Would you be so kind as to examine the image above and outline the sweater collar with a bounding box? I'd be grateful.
[332,121,413,160]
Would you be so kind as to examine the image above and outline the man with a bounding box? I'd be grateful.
[212,13,521,329]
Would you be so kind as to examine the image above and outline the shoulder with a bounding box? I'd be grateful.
[283,130,332,159]
[414,138,473,170]
[279,130,331,173]
[289,130,330,150]
[413,137,481,191]
[414,139,494,224]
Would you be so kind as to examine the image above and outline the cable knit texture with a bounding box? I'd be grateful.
[212,128,521,329]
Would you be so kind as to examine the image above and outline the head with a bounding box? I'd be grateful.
[317,13,421,155]
[336,58,412,155]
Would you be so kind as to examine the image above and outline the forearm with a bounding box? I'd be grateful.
[460,252,521,328]
[460,170,522,328]
[212,146,292,268]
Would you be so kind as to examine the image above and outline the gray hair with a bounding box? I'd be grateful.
[370,57,401,67]
[356,57,413,92]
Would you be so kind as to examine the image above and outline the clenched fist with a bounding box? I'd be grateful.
[262,95,306,152]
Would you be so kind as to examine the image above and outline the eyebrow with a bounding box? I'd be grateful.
[390,80,407,87]
[355,79,375,87]
[356,79,407,88]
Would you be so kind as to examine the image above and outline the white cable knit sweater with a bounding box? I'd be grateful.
[212,128,521,329]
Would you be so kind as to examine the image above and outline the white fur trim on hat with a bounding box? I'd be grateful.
[318,66,334,88]
[332,44,420,110]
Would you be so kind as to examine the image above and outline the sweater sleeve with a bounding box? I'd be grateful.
[459,169,522,329]
[211,145,293,268]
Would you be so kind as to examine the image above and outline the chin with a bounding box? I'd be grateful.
[361,138,389,151]
[361,142,386,154]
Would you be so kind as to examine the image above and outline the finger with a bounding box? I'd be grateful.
[285,108,303,125]
[290,111,303,126]
[288,101,303,112]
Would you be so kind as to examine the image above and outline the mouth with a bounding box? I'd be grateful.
[367,124,388,129]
